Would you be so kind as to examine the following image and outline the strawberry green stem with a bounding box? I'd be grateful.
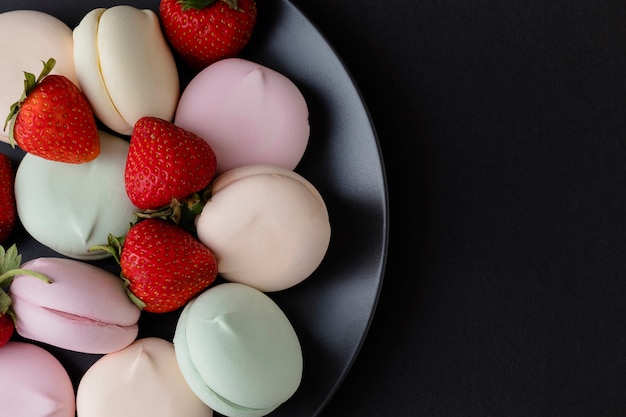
[0,244,52,288]
[88,234,124,265]
[0,243,50,318]
[178,0,240,11]
[134,188,211,236]
[0,269,51,287]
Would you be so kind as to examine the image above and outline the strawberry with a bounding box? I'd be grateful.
[0,312,13,347]
[159,0,257,71]
[93,218,218,313]
[125,116,217,211]
[0,244,51,347]
[3,58,100,164]
[0,154,16,244]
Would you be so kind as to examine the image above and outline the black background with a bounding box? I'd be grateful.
[292,0,626,416]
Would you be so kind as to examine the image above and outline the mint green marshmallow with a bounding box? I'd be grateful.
[174,283,303,417]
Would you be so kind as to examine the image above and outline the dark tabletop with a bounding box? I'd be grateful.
[293,0,626,416]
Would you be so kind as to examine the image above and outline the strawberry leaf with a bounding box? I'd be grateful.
[88,233,125,265]
[179,0,239,11]
[122,277,147,310]
[0,245,21,277]
[0,288,10,315]
[134,187,212,236]
[4,109,17,148]
[34,58,56,84]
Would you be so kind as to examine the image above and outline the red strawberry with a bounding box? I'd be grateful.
[125,116,217,211]
[0,154,16,244]
[0,244,51,347]
[0,312,13,347]
[3,58,100,164]
[159,0,257,71]
[94,218,218,313]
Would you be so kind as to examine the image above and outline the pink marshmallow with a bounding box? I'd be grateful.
[0,341,75,417]
[175,58,310,174]
[10,257,141,354]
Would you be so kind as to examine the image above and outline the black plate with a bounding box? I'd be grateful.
[0,0,389,416]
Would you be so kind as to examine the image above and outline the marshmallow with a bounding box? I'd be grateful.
[11,257,141,354]
[175,58,309,173]
[195,164,331,291]
[73,6,179,135]
[77,337,213,417]
[0,342,75,417]
[174,283,303,417]
[14,130,137,260]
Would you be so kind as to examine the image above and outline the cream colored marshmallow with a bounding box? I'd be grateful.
[195,165,331,291]
[77,338,213,417]
[73,6,179,135]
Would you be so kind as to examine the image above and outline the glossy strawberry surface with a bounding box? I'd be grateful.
[160,0,257,70]
[0,154,15,244]
[10,69,100,164]
[125,116,217,210]
[0,313,13,347]
[120,218,218,313]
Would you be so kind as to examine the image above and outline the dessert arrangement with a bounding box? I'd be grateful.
[0,1,337,417]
